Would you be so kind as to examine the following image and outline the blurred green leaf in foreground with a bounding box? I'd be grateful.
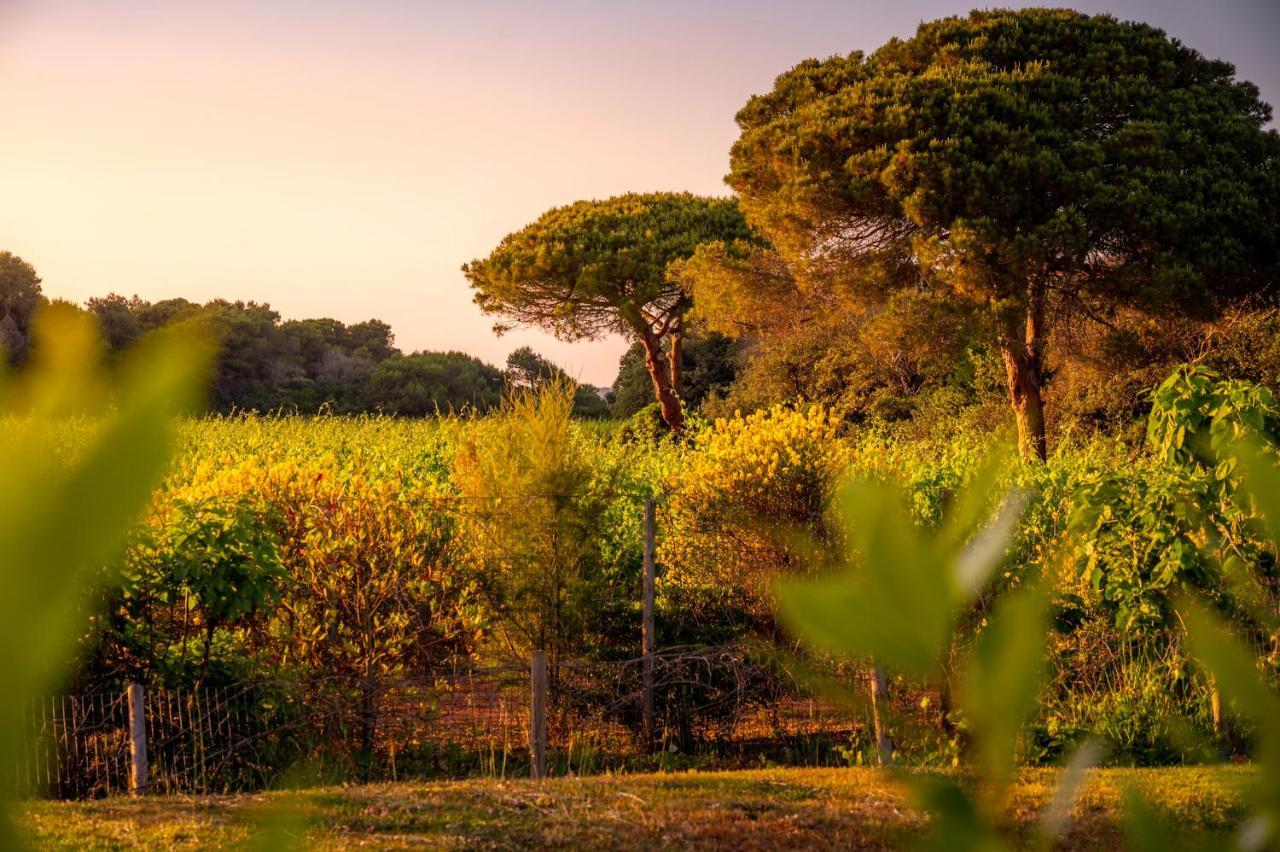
[0,304,210,846]
[778,450,1079,849]
[1175,440,1280,851]
[778,449,1025,678]
[782,435,1280,850]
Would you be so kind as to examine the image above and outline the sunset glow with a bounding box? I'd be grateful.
[3,0,1276,383]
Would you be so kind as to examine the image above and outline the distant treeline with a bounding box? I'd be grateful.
[0,251,615,417]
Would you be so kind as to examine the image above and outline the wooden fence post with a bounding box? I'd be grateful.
[127,683,148,795]
[530,650,547,780]
[1211,676,1224,745]
[869,665,893,767]
[642,499,656,745]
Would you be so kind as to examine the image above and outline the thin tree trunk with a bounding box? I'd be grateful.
[669,319,683,401]
[360,674,378,778]
[638,328,685,435]
[869,665,893,767]
[999,283,1048,462]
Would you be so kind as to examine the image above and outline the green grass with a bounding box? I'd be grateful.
[17,766,1257,850]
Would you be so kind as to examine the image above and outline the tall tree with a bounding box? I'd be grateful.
[504,345,566,390]
[453,380,613,666]
[365,351,504,416]
[87,294,145,352]
[728,8,1279,459]
[677,242,994,423]
[0,252,46,364]
[463,193,757,434]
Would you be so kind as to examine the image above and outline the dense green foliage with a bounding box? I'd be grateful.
[364,350,504,415]
[88,294,401,412]
[725,7,1280,458]
[453,381,618,663]
[25,363,1269,782]
[780,366,1280,848]
[0,251,45,365]
[1,253,616,419]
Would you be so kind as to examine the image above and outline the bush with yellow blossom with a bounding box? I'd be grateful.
[660,404,848,637]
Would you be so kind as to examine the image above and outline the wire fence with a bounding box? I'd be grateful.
[20,693,131,799]
[368,665,534,779]
[18,648,921,799]
[142,682,313,795]
[17,492,958,799]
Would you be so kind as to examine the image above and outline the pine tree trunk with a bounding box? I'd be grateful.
[999,284,1048,462]
[669,320,683,401]
[638,329,685,435]
[1002,347,1047,461]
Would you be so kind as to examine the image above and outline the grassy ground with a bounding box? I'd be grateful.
[17,765,1257,850]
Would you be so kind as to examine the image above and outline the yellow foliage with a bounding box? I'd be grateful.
[661,404,847,622]
[134,449,478,686]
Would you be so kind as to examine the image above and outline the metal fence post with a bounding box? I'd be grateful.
[127,683,148,795]
[642,499,656,745]
[530,651,547,780]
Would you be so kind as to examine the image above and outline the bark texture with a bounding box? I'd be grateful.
[638,326,685,435]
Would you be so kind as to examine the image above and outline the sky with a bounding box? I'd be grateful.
[2,1,1277,385]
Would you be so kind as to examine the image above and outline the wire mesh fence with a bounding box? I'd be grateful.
[20,693,131,799]
[371,665,533,779]
[18,649,915,799]
[142,682,318,795]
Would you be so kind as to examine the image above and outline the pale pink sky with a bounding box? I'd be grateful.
[2,1,1276,384]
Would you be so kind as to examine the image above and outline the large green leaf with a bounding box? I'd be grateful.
[1180,597,1280,827]
[960,584,1050,793]
[0,306,210,841]
[912,775,1006,852]
[1122,786,1178,852]
[1236,440,1280,545]
[780,480,954,676]
[780,448,1021,678]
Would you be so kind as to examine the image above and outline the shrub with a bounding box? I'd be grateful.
[452,380,616,664]
[85,495,283,688]
[660,404,846,635]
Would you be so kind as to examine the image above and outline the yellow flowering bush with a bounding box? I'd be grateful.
[660,404,848,628]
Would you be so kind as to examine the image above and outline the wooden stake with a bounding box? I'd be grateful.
[1211,676,1224,745]
[642,499,656,745]
[869,666,893,767]
[127,683,148,795]
[530,651,547,780]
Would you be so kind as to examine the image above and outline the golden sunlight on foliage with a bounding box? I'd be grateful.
[661,405,845,626]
